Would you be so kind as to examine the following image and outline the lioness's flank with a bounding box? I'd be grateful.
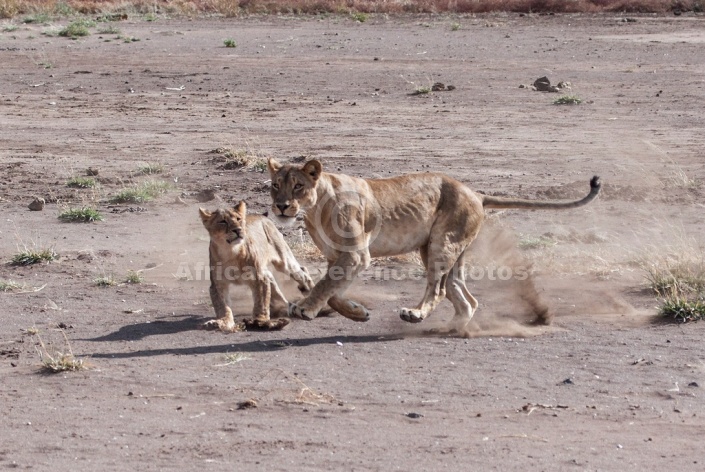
[199,201,315,332]
[268,158,601,333]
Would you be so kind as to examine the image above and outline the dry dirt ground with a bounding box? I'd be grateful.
[1,12,705,471]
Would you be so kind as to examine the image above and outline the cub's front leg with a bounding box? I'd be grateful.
[243,271,290,331]
[202,278,237,332]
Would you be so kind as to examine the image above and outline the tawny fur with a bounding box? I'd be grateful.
[268,158,601,333]
[199,201,314,332]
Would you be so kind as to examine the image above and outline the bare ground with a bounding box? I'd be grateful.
[1,12,705,471]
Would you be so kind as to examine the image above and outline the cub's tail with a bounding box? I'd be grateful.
[481,176,601,210]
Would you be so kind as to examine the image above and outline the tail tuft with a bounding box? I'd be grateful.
[590,175,601,189]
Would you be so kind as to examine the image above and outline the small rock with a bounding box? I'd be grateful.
[533,76,560,93]
[562,378,574,385]
[405,412,423,419]
[86,167,99,176]
[688,382,699,388]
[28,197,45,211]
[194,189,218,203]
[237,399,258,410]
[431,82,446,91]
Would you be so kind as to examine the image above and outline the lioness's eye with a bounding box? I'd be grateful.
[294,183,303,191]
[272,183,279,190]
[236,217,241,222]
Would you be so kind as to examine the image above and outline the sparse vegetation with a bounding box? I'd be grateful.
[21,13,51,24]
[554,95,582,105]
[351,12,368,22]
[109,180,173,204]
[223,38,236,48]
[660,295,705,323]
[410,85,431,95]
[94,275,117,287]
[210,147,267,171]
[0,279,24,292]
[11,247,57,266]
[519,235,557,250]
[135,162,164,175]
[216,353,251,366]
[58,19,94,38]
[97,24,121,35]
[34,329,87,374]
[125,270,143,284]
[642,255,705,298]
[2,23,19,31]
[67,176,96,188]
[450,22,460,31]
[58,207,104,223]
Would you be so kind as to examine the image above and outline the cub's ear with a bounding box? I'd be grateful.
[198,208,211,224]
[267,158,282,174]
[302,159,322,182]
[234,200,247,216]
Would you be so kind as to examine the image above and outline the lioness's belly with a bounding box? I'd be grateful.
[367,223,431,257]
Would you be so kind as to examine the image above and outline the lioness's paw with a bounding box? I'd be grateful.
[399,308,424,323]
[288,302,315,321]
[347,301,371,322]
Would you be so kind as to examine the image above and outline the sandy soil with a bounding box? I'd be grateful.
[2,12,705,471]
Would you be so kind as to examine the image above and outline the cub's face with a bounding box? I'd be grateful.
[199,201,247,246]
[267,158,322,225]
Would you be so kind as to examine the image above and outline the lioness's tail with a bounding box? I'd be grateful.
[481,176,601,210]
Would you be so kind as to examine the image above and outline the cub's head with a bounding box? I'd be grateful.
[267,158,322,225]
[199,201,247,246]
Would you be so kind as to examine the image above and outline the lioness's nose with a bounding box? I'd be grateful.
[276,203,290,213]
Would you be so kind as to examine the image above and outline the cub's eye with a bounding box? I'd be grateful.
[272,183,279,191]
[236,217,241,222]
[293,183,303,191]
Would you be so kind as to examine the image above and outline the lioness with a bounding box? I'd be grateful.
[267,158,601,332]
[199,201,315,332]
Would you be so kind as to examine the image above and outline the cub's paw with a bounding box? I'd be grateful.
[288,302,315,321]
[244,317,290,331]
[201,318,241,333]
[399,308,424,323]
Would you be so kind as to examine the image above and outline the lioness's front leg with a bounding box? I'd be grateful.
[289,250,370,321]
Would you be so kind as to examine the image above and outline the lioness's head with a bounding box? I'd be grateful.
[267,158,322,225]
[199,201,247,246]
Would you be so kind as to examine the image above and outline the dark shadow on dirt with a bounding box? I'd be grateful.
[87,333,404,359]
[80,314,206,342]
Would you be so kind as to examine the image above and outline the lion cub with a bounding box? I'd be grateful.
[199,201,314,332]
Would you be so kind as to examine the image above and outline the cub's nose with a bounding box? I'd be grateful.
[276,203,290,213]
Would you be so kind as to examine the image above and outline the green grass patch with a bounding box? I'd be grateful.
[410,85,431,96]
[97,24,121,35]
[554,95,582,105]
[135,162,164,175]
[351,12,368,22]
[66,176,97,188]
[109,180,173,204]
[660,295,705,323]
[58,20,92,38]
[94,275,117,287]
[22,13,51,24]
[11,247,57,266]
[2,24,19,32]
[58,207,104,223]
[223,38,236,48]
[125,270,143,284]
[518,235,556,250]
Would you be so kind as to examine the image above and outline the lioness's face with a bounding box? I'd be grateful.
[267,158,321,225]
[199,201,247,246]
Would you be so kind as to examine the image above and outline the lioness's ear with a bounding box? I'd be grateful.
[302,159,322,182]
[198,208,211,224]
[235,200,247,216]
[267,158,282,174]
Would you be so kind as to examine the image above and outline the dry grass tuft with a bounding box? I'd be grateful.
[33,329,88,374]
